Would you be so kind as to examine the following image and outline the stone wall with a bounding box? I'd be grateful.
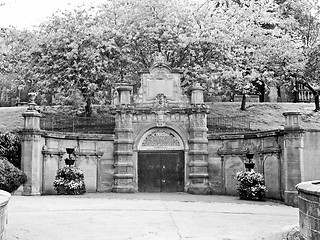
[19,92,309,207]
[208,131,283,200]
[0,190,10,240]
[42,132,114,194]
[296,181,320,240]
[302,131,320,182]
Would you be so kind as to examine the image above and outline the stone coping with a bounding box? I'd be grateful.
[208,129,283,139]
[43,131,114,140]
[283,112,302,116]
[296,181,320,196]
[0,190,11,207]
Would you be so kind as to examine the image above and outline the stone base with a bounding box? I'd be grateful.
[187,183,213,195]
[21,192,41,196]
[22,186,41,196]
[112,186,137,193]
[284,190,298,207]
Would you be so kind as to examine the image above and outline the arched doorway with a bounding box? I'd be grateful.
[137,128,185,192]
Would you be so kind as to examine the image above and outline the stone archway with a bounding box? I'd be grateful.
[137,128,185,192]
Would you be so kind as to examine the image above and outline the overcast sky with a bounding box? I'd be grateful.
[0,0,105,29]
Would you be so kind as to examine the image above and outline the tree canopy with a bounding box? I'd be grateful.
[0,0,315,113]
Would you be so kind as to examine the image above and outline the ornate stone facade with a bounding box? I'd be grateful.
[111,53,212,194]
[19,54,312,206]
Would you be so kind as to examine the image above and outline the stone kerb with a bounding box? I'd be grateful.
[0,190,11,240]
[296,181,320,240]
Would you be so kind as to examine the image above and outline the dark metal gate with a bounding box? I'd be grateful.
[138,151,184,192]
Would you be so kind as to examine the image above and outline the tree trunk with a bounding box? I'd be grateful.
[85,97,92,117]
[315,92,320,112]
[240,94,246,110]
[298,81,320,112]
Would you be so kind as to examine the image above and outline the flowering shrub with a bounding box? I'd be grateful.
[53,166,86,195]
[0,131,21,168]
[236,171,267,200]
[0,157,27,193]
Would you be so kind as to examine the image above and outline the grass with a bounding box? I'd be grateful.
[0,106,27,132]
[1,102,320,132]
[208,102,320,131]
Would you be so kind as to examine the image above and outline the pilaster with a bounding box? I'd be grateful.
[283,112,303,207]
[20,93,43,196]
[111,83,136,192]
[187,83,213,195]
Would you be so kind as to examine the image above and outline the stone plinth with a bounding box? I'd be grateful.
[296,181,320,240]
[283,112,302,130]
[190,83,204,105]
[0,190,10,240]
[117,85,133,105]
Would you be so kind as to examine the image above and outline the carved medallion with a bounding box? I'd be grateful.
[153,93,169,109]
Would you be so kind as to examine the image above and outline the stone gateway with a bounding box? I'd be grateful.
[111,53,212,194]
[20,53,320,207]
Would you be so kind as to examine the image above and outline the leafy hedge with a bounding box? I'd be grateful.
[0,131,21,168]
[0,157,27,193]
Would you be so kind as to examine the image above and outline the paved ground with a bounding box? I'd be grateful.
[5,193,299,240]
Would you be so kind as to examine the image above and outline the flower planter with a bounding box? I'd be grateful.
[244,162,255,170]
[56,185,67,195]
[236,170,267,201]
[53,166,86,195]
[65,159,75,166]
[239,195,264,201]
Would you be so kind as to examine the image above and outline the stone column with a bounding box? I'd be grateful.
[20,93,43,196]
[187,83,213,195]
[112,84,136,193]
[283,112,303,206]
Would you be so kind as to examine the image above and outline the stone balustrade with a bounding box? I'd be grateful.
[296,181,320,239]
[0,190,11,240]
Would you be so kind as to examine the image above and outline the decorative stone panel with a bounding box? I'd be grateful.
[139,129,184,151]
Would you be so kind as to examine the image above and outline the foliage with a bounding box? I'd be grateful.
[53,166,86,195]
[236,170,267,200]
[0,131,21,168]
[0,0,311,111]
[0,28,38,101]
[303,44,320,111]
[282,0,320,110]
[0,157,27,193]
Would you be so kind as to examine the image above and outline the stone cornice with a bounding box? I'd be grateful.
[42,131,114,141]
[188,104,210,114]
[208,130,283,140]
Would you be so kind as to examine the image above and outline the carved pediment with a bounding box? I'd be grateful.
[134,52,188,105]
